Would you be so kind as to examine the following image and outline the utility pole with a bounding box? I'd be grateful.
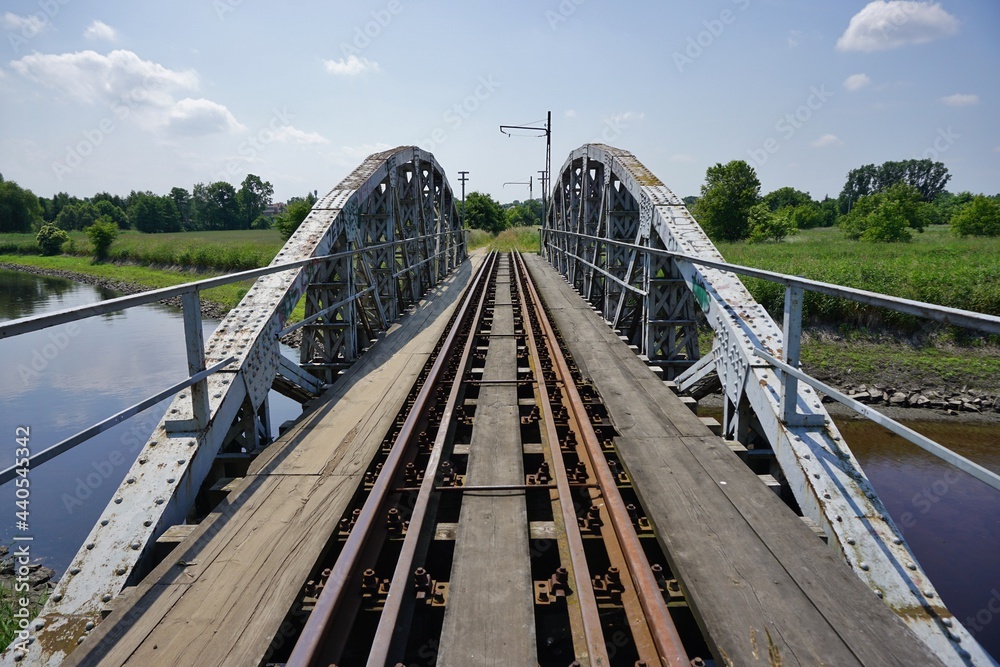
[457,171,469,227]
[500,110,551,230]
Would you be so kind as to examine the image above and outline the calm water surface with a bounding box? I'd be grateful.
[0,269,300,576]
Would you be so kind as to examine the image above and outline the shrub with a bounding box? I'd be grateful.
[84,217,120,260]
[840,183,928,242]
[747,203,792,244]
[36,224,69,255]
[951,196,1000,237]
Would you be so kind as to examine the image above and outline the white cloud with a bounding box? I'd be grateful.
[843,73,872,91]
[84,20,118,42]
[322,55,380,77]
[787,30,803,48]
[2,12,48,36]
[271,125,329,145]
[670,153,696,163]
[564,109,576,118]
[166,98,244,135]
[326,142,393,166]
[609,111,644,124]
[836,1,959,52]
[10,49,242,137]
[811,134,844,148]
[941,93,978,107]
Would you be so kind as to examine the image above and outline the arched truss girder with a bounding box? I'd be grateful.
[543,144,990,667]
[21,146,466,667]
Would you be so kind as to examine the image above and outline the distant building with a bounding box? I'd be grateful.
[264,202,287,217]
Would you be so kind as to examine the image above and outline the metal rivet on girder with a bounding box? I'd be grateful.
[102,594,112,603]
[188,441,196,447]
[875,589,883,598]
[69,567,80,575]
[35,620,44,630]
[126,478,135,484]
[77,637,85,645]
[177,459,186,465]
[52,594,62,602]
[803,454,811,460]
[924,590,935,598]
[823,493,831,499]
[85,621,94,631]
[167,478,175,484]
[100,519,109,526]
[86,543,95,550]
[949,632,961,642]
[906,561,917,571]
[131,543,141,550]
[114,497,123,504]
[115,568,127,576]
[138,458,147,465]
[143,520,153,527]
[155,498,165,505]
[892,537,902,545]
[941,618,953,627]
[859,562,869,571]
[846,538,856,545]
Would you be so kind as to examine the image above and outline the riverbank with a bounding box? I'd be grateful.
[3,256,998,418]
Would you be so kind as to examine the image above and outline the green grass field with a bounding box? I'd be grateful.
[714,225,1000,328]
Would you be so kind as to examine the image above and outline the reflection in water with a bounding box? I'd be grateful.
[0,269,300,577]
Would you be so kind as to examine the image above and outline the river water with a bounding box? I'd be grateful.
[1,269,997,658]
[0,269,300,580]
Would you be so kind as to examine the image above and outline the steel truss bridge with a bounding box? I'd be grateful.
[1,144,998,666]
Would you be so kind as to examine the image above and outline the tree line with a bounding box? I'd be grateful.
[691,158,1000,243]
[0,173,319,237]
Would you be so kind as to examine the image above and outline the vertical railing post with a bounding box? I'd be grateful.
[782,284,803,424]
[182,290,210,430]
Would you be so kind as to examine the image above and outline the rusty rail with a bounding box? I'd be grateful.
[515,250,691,667]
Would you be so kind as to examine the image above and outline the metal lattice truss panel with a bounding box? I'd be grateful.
[543,144,991,667]
[17,147,466,666]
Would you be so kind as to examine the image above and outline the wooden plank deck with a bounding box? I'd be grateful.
[438,256,537,666]
[65,256,484,667]
[522,254,942,667]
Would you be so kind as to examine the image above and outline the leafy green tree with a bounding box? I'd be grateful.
[0,180,44,232]
[682,195,698,209]
[36,224,69,255]
[84,217,120,260]
[169,187,193,229]
[504,199,543,228]
[129,193,181,233]
[693,160,761,242]
[763,187,813,212]
[55,201,100,231]
[237,174,274,229]
[840,183,929,242]
[95,200,129,229]
[274,199,312,240]
[775,202,825,230]
[39,192,77,223]
[192,182,240,230]
[839,159,950,214]
[464,191,506,235]
[951,196,1000,237]
[91,191,127,210]
[747,203,792,244]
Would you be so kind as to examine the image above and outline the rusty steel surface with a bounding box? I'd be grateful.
[5,146,466,667]
[515,251,690,667]
[543,143,995,667]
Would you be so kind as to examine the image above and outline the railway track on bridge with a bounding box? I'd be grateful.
[283,251,704,666]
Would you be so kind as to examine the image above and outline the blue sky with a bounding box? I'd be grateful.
[1,0,998,205]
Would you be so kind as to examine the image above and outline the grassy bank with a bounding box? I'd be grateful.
[715,225,1000,330]
[0,254,254,313]
[0,230,284,272]
[465,226,540,253]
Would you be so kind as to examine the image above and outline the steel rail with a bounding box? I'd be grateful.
[517,251,690,667]
[364,251,499,666]
[544,229,1000,335]
[512,252,612,666]
[287,251,496,667]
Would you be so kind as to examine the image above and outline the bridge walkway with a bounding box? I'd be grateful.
[522,254,940,666]
[64,253,940,666]
[63,257,484,667]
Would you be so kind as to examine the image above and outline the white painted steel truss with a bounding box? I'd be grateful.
[12,146,466,667]
[543,143,993,667]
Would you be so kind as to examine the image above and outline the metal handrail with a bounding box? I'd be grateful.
[544,229,1000,335]
[0,231,464,340]
[543,227,1000,492]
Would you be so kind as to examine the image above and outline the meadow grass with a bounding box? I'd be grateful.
[714,225,1000,328]
[489,226,540,253]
